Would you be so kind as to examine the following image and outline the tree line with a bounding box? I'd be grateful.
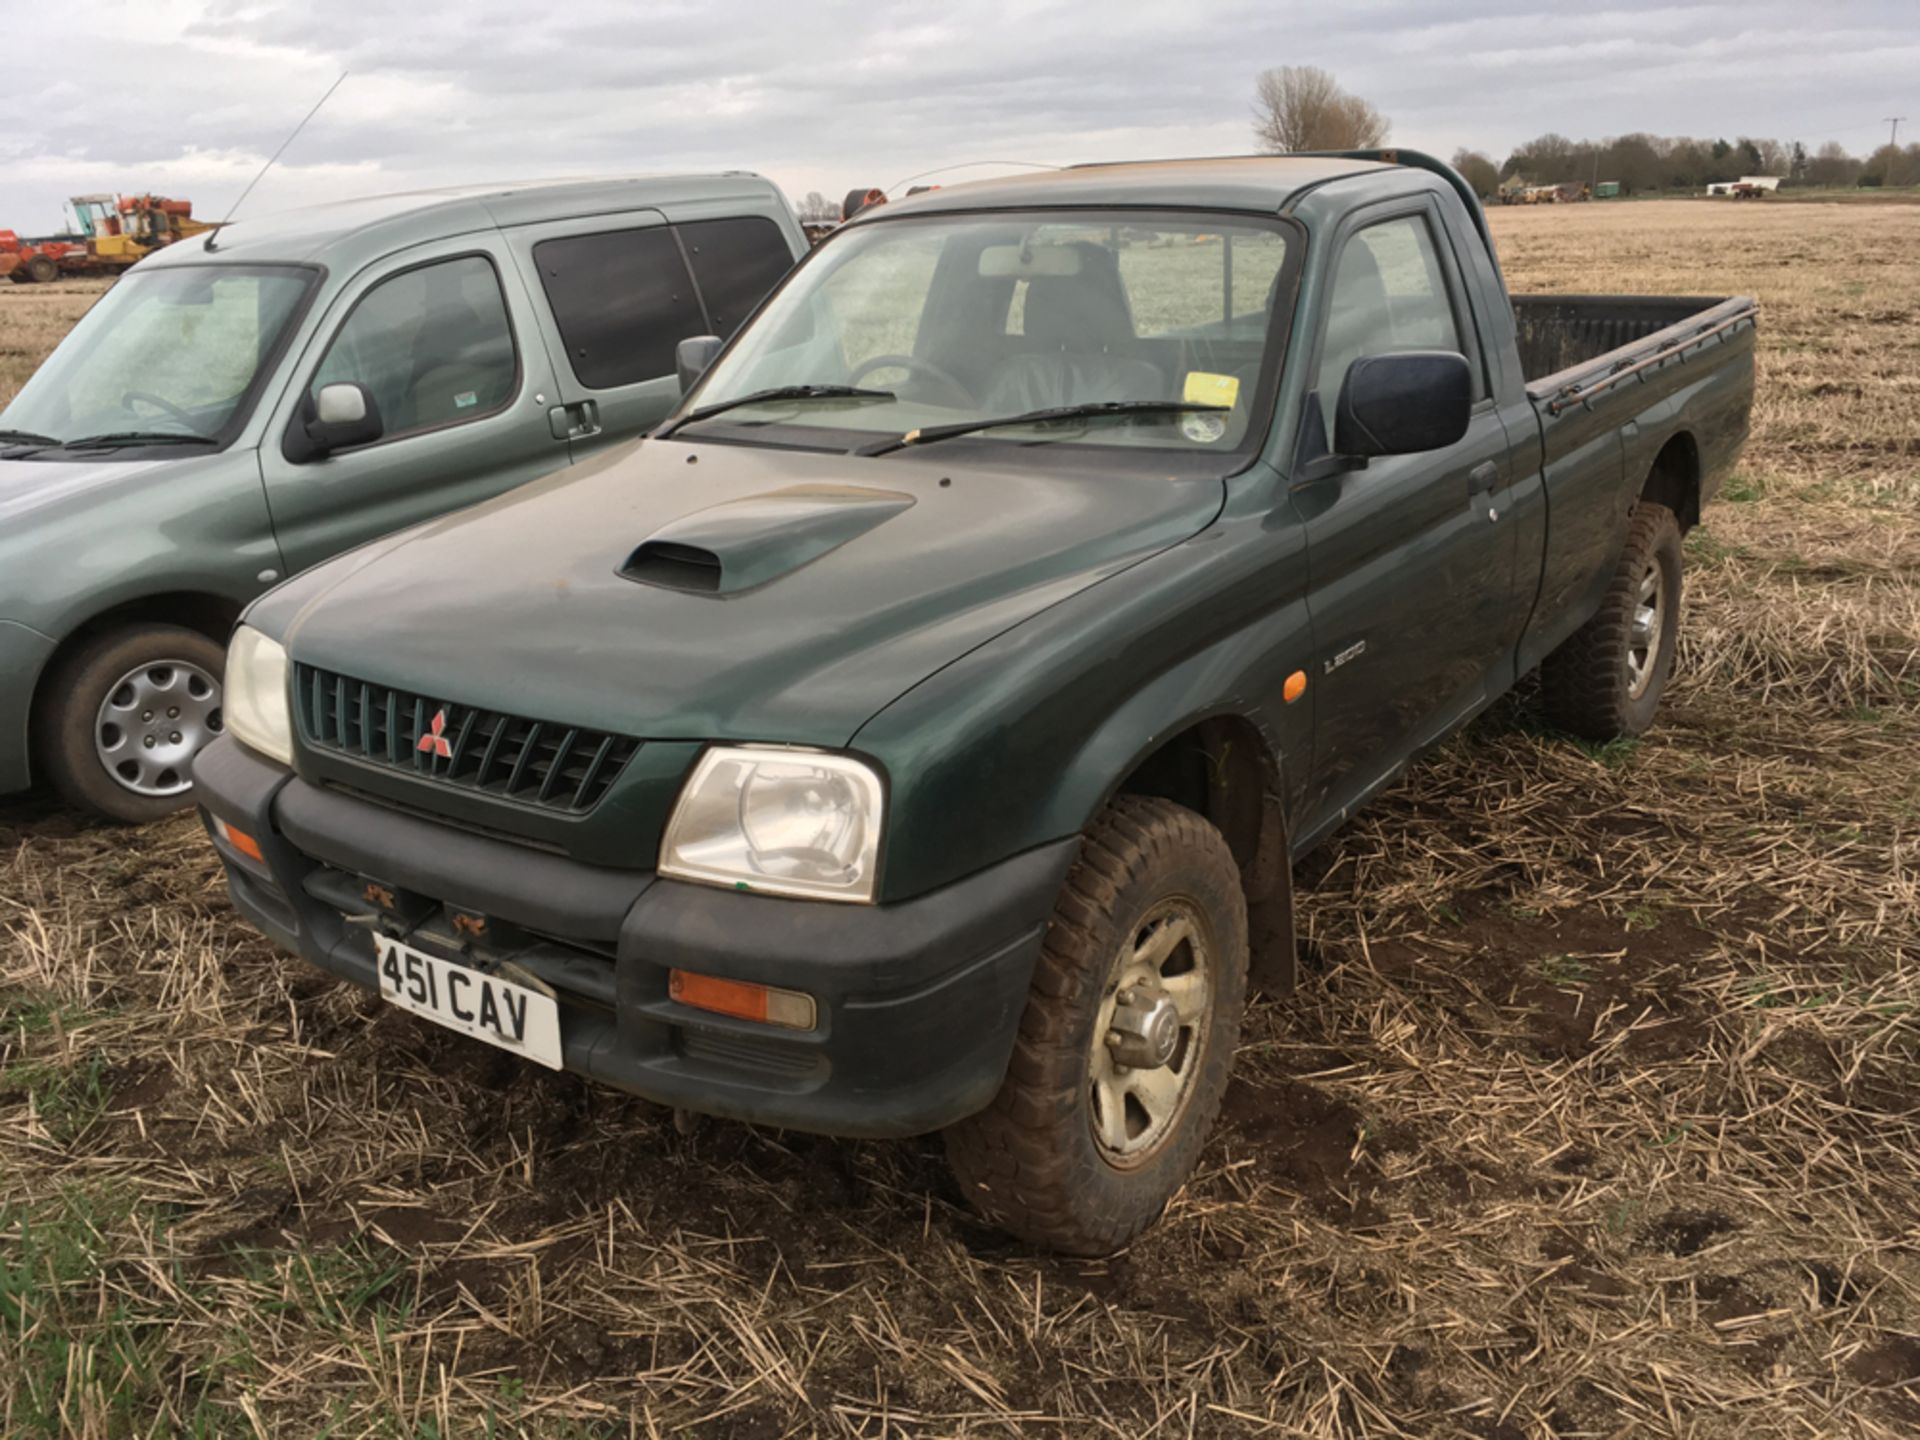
[1451,134,1920,198]
[1251,66,1917,197]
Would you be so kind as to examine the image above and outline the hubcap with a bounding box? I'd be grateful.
[1089,896,1212,1165]
[94,660,223,797]
[1625,560,1665,701]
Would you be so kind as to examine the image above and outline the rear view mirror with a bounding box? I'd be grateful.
[676,335,723,396]
[285,381,384,463]
[1334,351,1472,458]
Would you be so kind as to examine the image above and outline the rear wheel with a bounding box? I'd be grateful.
[25,255,58,284]
[1541,501,1682,740]
[33,624,227,823]
[945,795,1248,1254]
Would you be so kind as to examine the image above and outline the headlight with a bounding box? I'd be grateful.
[224,626,293,766]
[659,746,884,903]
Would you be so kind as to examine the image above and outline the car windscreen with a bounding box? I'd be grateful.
[0,263,315,449]
[680,210,1296,458]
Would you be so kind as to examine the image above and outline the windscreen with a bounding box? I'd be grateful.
[0,264,313,446]
[684,211,1294,456]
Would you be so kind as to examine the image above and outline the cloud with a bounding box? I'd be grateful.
[0,0,1911,231]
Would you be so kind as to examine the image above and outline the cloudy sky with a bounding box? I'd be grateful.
[1,0,1913,233]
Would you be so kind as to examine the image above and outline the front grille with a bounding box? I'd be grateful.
[294,664,640,814]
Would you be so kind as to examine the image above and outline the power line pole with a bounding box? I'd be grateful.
[1889,117,1907,148]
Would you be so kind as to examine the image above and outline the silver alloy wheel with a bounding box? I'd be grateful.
[1089,896,1213,1165]
[1625,559,1666,701]
[94,660,223,797]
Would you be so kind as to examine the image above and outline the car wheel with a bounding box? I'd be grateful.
[945,795,1248,1254]
[34,624,227,823]
[1541,500,1683,741]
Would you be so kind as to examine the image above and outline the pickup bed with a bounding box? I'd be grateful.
[193,150,1755,1254]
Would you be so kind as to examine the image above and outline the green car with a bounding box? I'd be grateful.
[194,151,1754,1252]
[0,175,805,820]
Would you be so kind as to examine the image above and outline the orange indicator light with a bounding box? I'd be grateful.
[669,970,817,1031]
[215,818,265,863]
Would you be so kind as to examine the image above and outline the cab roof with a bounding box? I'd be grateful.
[854,155,1393,220]
[142,172,787,269]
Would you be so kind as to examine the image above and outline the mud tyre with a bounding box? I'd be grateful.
[945,795,1249,1254]
[1541,501,1683,741]
[32,624,227,823]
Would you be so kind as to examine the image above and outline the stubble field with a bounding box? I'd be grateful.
[2,199,1918,1437]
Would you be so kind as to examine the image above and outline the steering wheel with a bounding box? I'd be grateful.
[848,353,975,409]
[122,390,198,431]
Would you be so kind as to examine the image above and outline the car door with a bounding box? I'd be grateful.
[1291,201,1526,829]
[500,210,713,460]
[258,235,569,576]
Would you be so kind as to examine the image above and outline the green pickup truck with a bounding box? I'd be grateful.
[193,151,1755,1253]
[0,175,805,821]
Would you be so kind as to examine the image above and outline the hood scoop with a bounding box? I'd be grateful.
[619,483,915,596]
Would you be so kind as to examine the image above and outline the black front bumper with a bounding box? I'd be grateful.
[192,737,1075,1138]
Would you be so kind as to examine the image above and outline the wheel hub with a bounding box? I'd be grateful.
[1106,988,1181,1069]
[1626,560,1664,701]
[95,660,223,798]
[1088,897,1214,1164]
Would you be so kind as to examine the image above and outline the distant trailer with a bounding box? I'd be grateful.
[1594,181,1621,199]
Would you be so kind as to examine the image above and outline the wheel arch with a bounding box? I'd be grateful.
[1076,700,1300,994]
[27,591,242,749]
[1104,709,1290,906]
[1639,429,1701,530]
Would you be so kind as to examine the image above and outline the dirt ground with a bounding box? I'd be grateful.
[3,199,1918,1437]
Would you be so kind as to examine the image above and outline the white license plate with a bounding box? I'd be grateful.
[373,934,563,1070]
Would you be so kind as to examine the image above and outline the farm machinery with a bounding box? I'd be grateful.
[0,194,215,283]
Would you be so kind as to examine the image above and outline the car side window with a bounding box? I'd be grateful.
[311,256,517,448]
[534,228,706,389]
[676,217,794,337]
[1314,215,1465,435]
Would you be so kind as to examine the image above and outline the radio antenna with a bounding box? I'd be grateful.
[205,71,348,249]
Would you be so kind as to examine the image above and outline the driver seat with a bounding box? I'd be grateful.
[983,244,1164,411]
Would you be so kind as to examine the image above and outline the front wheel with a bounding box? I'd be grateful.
[33,624,227,823]
[1541,500,1683,741]
[945,795,1249,1254]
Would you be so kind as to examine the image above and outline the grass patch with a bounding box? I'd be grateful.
[0,1051,110,1143]
[1534,953,1592,986]
[0,1189,212,1438]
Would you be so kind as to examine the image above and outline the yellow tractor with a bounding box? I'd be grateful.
[68,194,217,272]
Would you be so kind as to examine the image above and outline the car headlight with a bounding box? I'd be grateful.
[224,626,293,766]
[659,746,884,903]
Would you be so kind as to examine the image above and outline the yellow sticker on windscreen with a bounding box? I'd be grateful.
[1183,371,1240,408]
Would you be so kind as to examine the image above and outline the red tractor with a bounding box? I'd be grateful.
[0,231,86,284]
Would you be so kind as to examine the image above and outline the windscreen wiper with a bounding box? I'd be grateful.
[855,400,1229,457]
[0,427,62,448]
[654,385,896,440]
[53,430,218,451]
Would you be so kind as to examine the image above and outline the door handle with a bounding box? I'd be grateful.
[548,400,601,441]
[1468,462,1500,495]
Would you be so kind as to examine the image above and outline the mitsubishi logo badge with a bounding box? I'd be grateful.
[417,708,453,759]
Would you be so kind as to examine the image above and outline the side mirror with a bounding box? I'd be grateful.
[286,381,383,463]
[676,335,723,396]
[1334,351,1472,458]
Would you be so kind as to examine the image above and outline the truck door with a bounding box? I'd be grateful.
[500,210,793,460]
[1293,202,1521,827]
[258,235,569,577]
